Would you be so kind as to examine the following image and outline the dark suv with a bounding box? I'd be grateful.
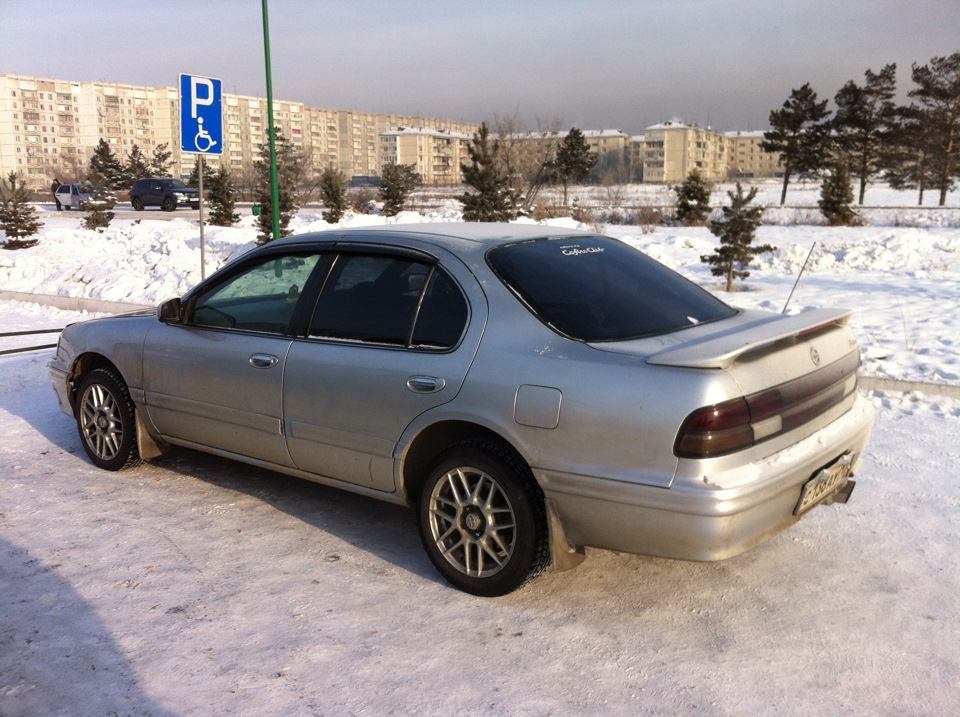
[130,178,200,211]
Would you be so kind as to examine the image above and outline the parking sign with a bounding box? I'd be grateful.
[179,73,223,155]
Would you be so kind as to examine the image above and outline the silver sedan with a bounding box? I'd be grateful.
[50,224,874,596]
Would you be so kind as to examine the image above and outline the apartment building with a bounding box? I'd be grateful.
[1,73,783,191]
[379,126,472,185]
[724,130,783,179]
[639,122,783,183]
[0,73,479,190]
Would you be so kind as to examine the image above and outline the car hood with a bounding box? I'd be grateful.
[587,307,853,370]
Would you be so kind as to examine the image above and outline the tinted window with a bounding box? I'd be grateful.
[309,253,467,349]
[487,236,735,341]
[188,253,322,333]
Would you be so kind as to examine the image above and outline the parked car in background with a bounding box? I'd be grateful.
[49,224,874,596]
[130,178,200,211]
[54,183,94,210]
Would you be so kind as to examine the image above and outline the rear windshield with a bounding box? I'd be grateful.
[487,236,736,342]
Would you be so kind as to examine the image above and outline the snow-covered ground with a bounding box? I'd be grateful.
[1,190,958,716]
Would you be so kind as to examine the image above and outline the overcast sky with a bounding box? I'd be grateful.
[2,0,957,134]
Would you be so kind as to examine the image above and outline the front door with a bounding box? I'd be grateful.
[142,251,324,467]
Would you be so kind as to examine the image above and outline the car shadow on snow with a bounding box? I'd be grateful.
[147,447,441,586]
[0,536,179,717]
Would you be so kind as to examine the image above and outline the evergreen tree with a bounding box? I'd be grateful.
[760,83,832,205]
[207,165,240,227]
[701,183,774,292]
[553,127,597,206]
[86,139,126,190]
[149,142,173,177]
[832,64,899,205]
[186,157,217,188]
[379,163,421,217]
[0,172,42,249]
[82,185,117,231]
[253,128,303,243]
[319,166,348,224]
[124,144,151,186]
[883,105,939,205]
[673,169,712,225]
[818,160,860,225]
[906,52,960,206]
[459,122,521,222]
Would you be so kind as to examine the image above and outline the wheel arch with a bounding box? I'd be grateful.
[67,352,121,409]
[399,419,503,501]
[398,418,585,575]
[68,352,168,461]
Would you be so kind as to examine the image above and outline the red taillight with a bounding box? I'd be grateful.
[674,398,753,458]
[674,351,860,459]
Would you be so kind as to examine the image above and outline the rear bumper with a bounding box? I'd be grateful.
[538,393,875,561]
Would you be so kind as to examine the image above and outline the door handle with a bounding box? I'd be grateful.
[249,353,279,369]
[406,375,446,393]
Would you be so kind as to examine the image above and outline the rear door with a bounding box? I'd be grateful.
[282,247,484,492]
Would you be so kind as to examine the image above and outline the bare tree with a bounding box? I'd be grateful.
[489,113,564,212]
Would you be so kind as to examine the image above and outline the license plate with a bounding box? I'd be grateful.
[795,454,853,515]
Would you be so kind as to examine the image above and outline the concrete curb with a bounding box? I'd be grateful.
[0,290,153,315]
[3,291,958,399]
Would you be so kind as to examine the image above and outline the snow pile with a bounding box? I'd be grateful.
[0,197,958,717]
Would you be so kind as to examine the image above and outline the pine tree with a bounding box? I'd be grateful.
[253,128,303,243]
[0,172,42,249]
[883,105,939,205]
[87,139,126,190]
[553,127,597,206]
[832,64,899,205]
[149,142,173,177]
[124,144,151,186]
[187,157,217,188]
[319,166,348,224]
[673,169,712,225]
[702,183,774,292]
[379,163,421,217]
[819,160,860,226]
[459,122,521,222]
[906,52,960,206]
[760,83,832,205]
[82,185,117,231]
[207,165,240,227]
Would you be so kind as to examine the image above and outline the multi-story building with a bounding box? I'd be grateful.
[639,122,783,184]
[379,126,472,185]
[0,73,479,190]
[1,73,784,192]
[640,121,731,183]
[724,130,783,179]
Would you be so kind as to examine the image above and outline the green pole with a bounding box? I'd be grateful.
[262,0,281,241]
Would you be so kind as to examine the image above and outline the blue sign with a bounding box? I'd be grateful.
[179,73,223,155]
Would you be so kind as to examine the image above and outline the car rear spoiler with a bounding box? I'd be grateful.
[646,308,853,370]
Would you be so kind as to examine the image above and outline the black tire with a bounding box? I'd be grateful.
[417,440,549,597]
[132,197,144,211]
[75,367,142,471]
[161,196,176,212]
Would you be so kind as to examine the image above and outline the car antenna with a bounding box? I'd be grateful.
[782,241,817,314]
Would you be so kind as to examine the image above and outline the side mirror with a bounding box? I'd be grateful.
[158,297,183,323]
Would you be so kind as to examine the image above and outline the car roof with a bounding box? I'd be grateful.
[271,222,597,257]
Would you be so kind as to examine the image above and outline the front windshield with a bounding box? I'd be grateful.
[161,179,189,189]
[487,236,736,342]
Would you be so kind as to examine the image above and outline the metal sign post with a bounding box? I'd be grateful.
[179,73,223,280]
